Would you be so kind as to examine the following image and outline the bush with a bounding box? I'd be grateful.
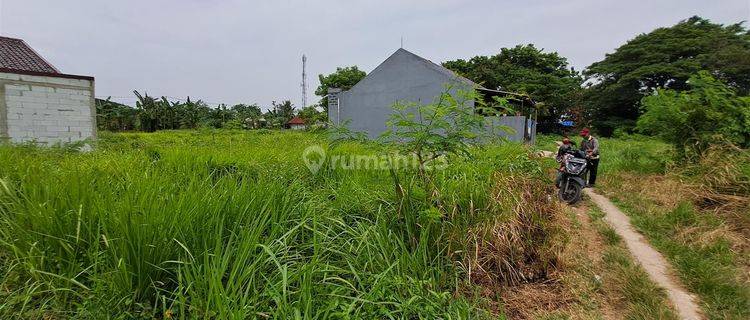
[222,118,244,130]
[0,130,558,318]
[637,71,750,159]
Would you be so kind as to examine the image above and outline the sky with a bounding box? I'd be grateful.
[1,0,748,109]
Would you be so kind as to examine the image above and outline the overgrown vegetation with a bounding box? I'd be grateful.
[584,205,678,320]
[315,66,367,112]
[637,71,750,158]
[4,11,750,319]
[0,129,570,318]
[443,44,583,131]
[584,16,750,135]
[97,93,326,132]
[534,132,749,318]
[588,135,750,320]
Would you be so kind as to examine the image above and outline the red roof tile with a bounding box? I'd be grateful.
[288,116,305,125]
[0,36,59,73]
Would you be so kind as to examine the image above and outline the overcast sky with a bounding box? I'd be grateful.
[1,0,748,109]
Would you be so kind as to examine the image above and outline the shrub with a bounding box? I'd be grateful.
[0,130,558,318]
[637,71,750,159]
[222,118,244,130]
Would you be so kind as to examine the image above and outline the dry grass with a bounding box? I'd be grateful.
[601,172,749,252]
[495,202,680,320]
[600,169,750,319]
[454,172,577,318]
[460,172,672,319]
[687,145,750,196]
[498,205,606,320]
[465,173,567,287]
[500,282,578,319]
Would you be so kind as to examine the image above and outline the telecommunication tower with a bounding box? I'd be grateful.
[301,54,307,108]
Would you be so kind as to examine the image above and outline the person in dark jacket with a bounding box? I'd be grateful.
[579,128,599,187]
[554,137,576,187]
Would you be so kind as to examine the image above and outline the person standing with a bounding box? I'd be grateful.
[579,128,599,187]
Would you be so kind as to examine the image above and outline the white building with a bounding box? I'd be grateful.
[0,36,96,144]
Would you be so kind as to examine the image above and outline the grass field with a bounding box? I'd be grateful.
[0,130,562,319]
[537,133,750,319]
[594,136,750,320]
[2,130,746,319]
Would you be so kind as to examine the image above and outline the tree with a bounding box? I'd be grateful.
[205,104,234,128]
[231,103,263,128]
[264,100,295,128]
[637,71,750,158]
[96,93,269,132]
[177,97,210,129]
[380,86,488,187]
[585,16,750,135]
[96,98,138,131]
[443,44,583,132]
[297,105,325,125]
[315,66,366,111]
[133,91,160,132]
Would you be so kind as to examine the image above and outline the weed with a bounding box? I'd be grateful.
[0,130,552,318]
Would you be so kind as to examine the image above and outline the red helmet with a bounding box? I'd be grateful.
[580,128,590,137]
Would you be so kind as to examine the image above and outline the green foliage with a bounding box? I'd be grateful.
[584,16,750,135]
[596,134,749,319]
[96,98,138,131]
[263,100,296,128]
[315,66,366,110]
[222,118,244,130]
[297,105,326,125]
[133,90,161,132]
[0,130,547,318]
[536,133,673,174]
[637,71,750,158]
[230,103,263,128]
[608,197,750,320]
[379,86,488,182]
[98,92,273,132]
[443,44,583,125]
[96,92,294,132]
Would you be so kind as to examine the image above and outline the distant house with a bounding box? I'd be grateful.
[0,36,95,144]
[287,116,306,130]
[327,48,536,143]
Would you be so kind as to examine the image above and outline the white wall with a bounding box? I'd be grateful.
[0,72,95,144]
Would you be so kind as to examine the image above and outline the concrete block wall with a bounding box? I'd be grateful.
[0,72,96,144]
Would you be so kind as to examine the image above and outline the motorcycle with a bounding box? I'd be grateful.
[555,149,588,204]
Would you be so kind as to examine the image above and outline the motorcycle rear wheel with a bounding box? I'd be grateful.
[558,181,582,204]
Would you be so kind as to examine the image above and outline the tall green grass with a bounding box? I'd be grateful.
[0,130,544,318]
[537,133,673,174]
[584,133,749,320]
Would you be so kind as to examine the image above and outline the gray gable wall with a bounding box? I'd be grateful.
[330,48,475,138]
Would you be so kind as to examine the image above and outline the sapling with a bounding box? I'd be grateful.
[379,85,500,202]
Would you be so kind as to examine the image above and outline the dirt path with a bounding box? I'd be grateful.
[584,189,703,320]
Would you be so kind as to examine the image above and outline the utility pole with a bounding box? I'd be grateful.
[301,54,307,109]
